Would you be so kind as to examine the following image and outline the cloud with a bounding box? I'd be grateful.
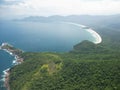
[0,0,120,19]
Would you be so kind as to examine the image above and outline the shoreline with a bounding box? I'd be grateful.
[3,68,10,90]
[0,43,24,90]
[0,22,102,90]
[85,28,102,44]
[61,22,102,44]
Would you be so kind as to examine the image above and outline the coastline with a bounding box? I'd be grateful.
[0,43,24,90]
[61,22,102,44]
[85,28,102,44]
[0,22,102,90]
[3,68,10,90]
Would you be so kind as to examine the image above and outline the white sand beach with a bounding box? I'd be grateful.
[61,22,102,44]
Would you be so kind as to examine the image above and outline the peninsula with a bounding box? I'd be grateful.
[0,43,24,90]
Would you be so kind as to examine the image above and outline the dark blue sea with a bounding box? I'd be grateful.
[0,20,95,90]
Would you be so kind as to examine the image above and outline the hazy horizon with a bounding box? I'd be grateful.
[0,0,120,19]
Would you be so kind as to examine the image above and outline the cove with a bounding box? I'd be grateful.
[0,21,101,89]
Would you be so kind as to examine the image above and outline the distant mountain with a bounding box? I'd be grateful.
[15,14,120,28]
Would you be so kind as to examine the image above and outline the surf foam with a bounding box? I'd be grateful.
[61,22,102,44]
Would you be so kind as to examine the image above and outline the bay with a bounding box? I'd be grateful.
[0,21,95,90]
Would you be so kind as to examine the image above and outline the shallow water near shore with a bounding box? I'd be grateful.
[0,50,14,90]
[0,21,96,89]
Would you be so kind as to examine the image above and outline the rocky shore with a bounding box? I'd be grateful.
[0,43,24,90]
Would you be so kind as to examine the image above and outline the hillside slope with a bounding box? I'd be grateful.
[9,40,120,90]
[9,15,120,90]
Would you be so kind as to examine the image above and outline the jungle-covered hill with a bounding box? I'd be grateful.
[9,15,120,90]
[9,40,120,90]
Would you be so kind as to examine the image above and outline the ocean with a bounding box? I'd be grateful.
[0,21,95,90]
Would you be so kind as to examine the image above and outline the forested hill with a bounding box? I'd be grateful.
[9,15,120,90]
[9,40,120,90]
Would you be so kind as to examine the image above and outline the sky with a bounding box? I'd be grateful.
[0,0,120,19]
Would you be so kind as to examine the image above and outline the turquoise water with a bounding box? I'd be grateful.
[0,21,94,90]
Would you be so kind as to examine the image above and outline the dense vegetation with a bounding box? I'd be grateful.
[1,43,23,56]
[9,15,120,90]
[9,41,120,90]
